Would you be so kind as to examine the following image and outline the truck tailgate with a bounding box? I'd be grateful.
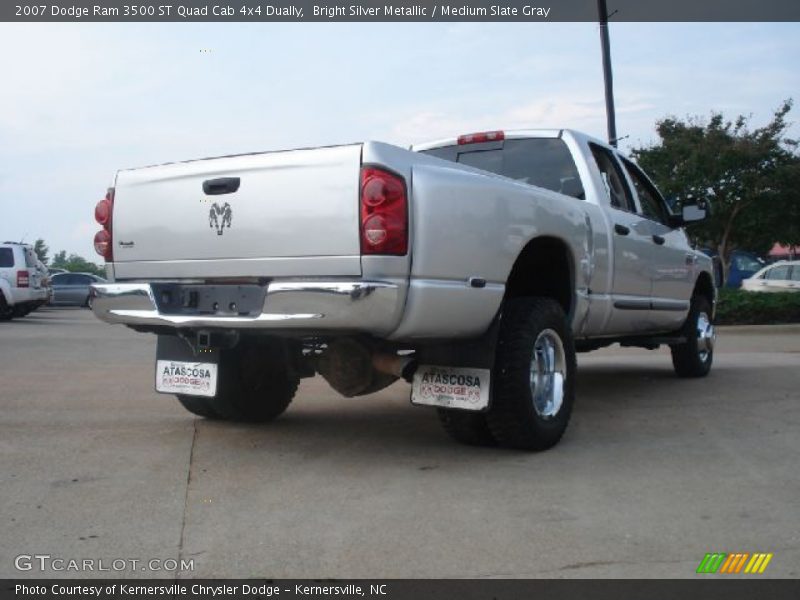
[112,144,363,279]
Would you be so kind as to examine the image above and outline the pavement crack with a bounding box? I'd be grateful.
[176,418,199,579]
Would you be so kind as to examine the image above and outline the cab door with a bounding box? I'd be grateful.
[621,158,693,331]
[588,144,656,334]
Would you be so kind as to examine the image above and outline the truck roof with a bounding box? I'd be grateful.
[411,128,605,152]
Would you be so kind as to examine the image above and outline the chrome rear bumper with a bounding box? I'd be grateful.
[90,280,401,333]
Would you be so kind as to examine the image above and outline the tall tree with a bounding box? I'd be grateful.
[33,239,49,265]
[50,251,68,270]
[49,251,104,277]
[632,100,800,283]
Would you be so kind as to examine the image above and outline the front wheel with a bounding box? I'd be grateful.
[486,297,576,451]
[671,295,715,378]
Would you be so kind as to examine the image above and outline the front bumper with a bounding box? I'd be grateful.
[89,280,401,334]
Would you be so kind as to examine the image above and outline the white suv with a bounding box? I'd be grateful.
[0,242,49,320]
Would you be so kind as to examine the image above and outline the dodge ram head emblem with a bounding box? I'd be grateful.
[209,202,232,235]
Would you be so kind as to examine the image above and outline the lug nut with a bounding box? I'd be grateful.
[229,302,237,311]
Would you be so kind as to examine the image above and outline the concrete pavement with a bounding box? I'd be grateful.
[1,309,798,578]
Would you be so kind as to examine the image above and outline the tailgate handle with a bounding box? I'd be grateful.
[203,177,240,195]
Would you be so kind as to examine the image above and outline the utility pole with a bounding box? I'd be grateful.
[597,0,617,147]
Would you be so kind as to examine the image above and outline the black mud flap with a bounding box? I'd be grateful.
[409,312,502,413]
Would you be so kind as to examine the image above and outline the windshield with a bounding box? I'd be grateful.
[421,137,585,199]
[733,254,764,272]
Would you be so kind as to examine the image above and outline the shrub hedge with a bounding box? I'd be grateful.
[715,288,800,325]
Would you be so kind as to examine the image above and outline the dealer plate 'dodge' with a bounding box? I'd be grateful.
[156,360,218,397]
[411,365,490,411]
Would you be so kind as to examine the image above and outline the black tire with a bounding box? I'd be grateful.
[0,296,12,321]
[437,409,497,446]
[12,305,31,318]
[486,297,577,451]
[208,339,300,422]
[671,295,715,378]
[176,395,222,419]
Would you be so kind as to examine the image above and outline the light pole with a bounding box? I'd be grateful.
[597,0,617,147]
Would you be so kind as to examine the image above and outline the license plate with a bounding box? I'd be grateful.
[155,360,218,397]
[411,365,490,411]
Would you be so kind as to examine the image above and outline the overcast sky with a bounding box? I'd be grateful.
[1,22,798,261]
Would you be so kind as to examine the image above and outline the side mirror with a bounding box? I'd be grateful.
[681,203,707,223]
[670,196,710,227]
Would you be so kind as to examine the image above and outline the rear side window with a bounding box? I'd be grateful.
[0,248,13,268]
[791,267,800,282]
[622,158,671,226]
[589,144,636,212]
[421,138,585,199]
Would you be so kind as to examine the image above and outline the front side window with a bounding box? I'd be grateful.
[735,255,765,272]
[791,267,800,282]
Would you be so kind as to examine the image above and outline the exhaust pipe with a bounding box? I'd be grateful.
[372,353,417,382]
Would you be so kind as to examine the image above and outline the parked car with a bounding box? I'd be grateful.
[0,241,49,319]
[700,248,765,288]
[50,272,106,307]
[741,260,800,292]
[90,128,715,451]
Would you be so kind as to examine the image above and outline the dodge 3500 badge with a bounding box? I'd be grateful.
[411,365,490,411]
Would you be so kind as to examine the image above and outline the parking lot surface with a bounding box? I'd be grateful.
[1,308,798,578]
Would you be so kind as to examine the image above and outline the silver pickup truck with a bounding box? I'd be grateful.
[90,129,715,451]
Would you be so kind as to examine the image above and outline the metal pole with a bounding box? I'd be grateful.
[597,0,617,147]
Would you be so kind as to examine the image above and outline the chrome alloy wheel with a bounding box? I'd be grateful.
[529,329,567,419]
[696,311,715,363]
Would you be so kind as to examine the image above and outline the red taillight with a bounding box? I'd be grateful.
[457,130,505,145]
[17,270,30,288]
[360,167,407,256]
[95,197,112,226]
[94,188,114,261]
[94,230,111,258]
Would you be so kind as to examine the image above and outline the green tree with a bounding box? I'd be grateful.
[33,239,49,265]
[632,100,800,284]
[50,251,68,270]
[50,251,104,277]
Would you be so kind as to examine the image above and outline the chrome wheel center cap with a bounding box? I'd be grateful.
[530,329,567,419]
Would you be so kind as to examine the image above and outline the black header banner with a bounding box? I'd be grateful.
[3,0,800,22]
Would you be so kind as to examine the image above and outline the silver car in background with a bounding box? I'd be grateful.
[50,272,106,307]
